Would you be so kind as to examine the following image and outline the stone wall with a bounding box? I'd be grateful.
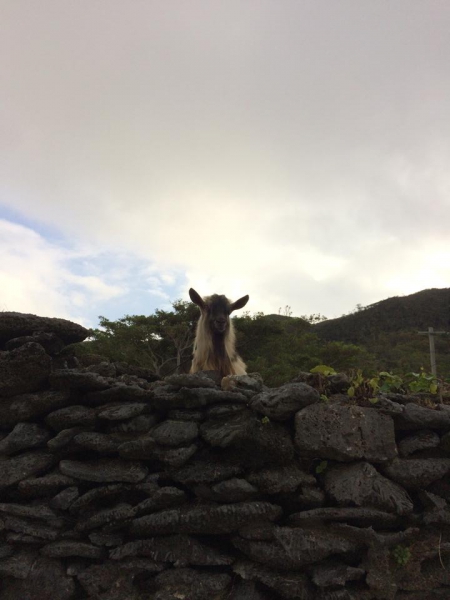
[0,313,450,600]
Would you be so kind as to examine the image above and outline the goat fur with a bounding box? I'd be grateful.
[189,288,249,377]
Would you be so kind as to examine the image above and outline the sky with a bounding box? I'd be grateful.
[1,0,450,328]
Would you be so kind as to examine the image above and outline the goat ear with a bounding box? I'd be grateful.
[189,288,206,309]
[230,295,249,312]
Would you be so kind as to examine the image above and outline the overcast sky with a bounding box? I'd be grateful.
[1,1,449,327]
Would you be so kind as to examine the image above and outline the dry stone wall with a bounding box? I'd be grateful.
[1,313,450,600]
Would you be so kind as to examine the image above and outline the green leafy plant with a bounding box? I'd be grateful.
[392,545,411,567]
[261,416,270,425]
[405,369,438,394]
[310,365,337,376]
[315,460,328,474]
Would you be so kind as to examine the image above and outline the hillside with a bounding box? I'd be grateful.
[313,288,450,343]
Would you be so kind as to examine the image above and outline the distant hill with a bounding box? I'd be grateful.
[312,288,450,344]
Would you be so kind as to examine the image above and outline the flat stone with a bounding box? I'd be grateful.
[3,516,60,540]
[73,432,121,454]
[47,427,83,451]
[296,485,327,509]
[76,561,134,596]
[49,369,110,392]
[0,390,71,427]
[59,459,148,483]
[0,556,76,600]
[0,311,88,345]
[233,526,356,569]
[118,436,157,459]
[171,451,243,485]
[324,462,413,515]
[50,486,79,510]
[395,403,450,430]
[0,423,51,455]
[311,561,365,587]
[151,419,199,446]
[210,478,258,502]
[83,383,153,406]
[165,372,218,388]
[295,403,397,462]
[234,559,315,599]
[5,332,65,355]
[227,580,273,600]
[152,443,198,468]
[135,487,187,515]
[0,502,58,521]
[45,405,97,431]
[18,473,77,497]
[251,382,320,420]
[247,464,315,494]
[154,567,231,600]
[110,534,233,566]
[222,374,264,398]
[97,403,148,420]
[398,431,441,457]
[0,551,37,579]
[69,484,127,513]
[0,451,55,489]
[0,543,14,559]
[288,507,399,528]
[88,532,123,547]
[382,458,450,490]
[130,501,282,536]
[167,408,205,422]
[108,414,157,433]
[440,431,450,453]
[41,540,105,558]
[76,503,137,532]
[154,386,247,409]
[0,343,51,398]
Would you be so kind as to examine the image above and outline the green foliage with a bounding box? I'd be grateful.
[310,365,337,376]
[261,416,270,424]
[75,300,198,377]
[405,369,438,394]
[392,545,412,567]
[315,461,328,474]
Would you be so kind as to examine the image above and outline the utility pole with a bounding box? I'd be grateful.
[417,327,448,376]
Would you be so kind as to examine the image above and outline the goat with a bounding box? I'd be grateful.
[189,288,249,378]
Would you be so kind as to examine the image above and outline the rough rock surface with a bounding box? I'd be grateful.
[0,311,449,600]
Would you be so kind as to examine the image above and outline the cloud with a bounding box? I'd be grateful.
[1,2,450,322]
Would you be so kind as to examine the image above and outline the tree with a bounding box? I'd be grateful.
[77,300,198,376]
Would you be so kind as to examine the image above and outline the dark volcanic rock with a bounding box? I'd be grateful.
[0,451,55,489]
[0,423,51,455]
[0,343,51,398]
[398,430,441,457]
[0,502,58,521]
[222,374,264,398]
[49,369,110,392]
[130,501,282,535]
[165,372,218,388]
[382,458,450,490]
[0,551,39,579]
[111,534,233,566]
[76,561,136,596]
[155,386,247,409]
[118,436,156,459]
[295,403,397,462]
[0,311,88,345]
[288,507,399,528]
[69,484,128,513]
[135,487,187,515]
[324,462,413,515]
[76,503,137,532]
[0,556,76,600]
[151,419,199,446]
[152,443,198,468]
[59,458,148,483]
[45,405,97,431]
[395,403,450,430]
[47,427,83,451]
[251,382,320,420]
[154,567,231,600]
[50,486,80,510]
[0,390,71,427]
[228,580,273,600]
[209,478,258,502]
[171,452,243,485]
[5,331,65,355]
[311,561,365,587]
[41,540,105,558]
[73,432,121,454]
[84,383,154,406]
[234,559,314,599]
[233,526,356,570]
[18,473,77,497]
[247,464,315,494]
[97,402,148,420]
